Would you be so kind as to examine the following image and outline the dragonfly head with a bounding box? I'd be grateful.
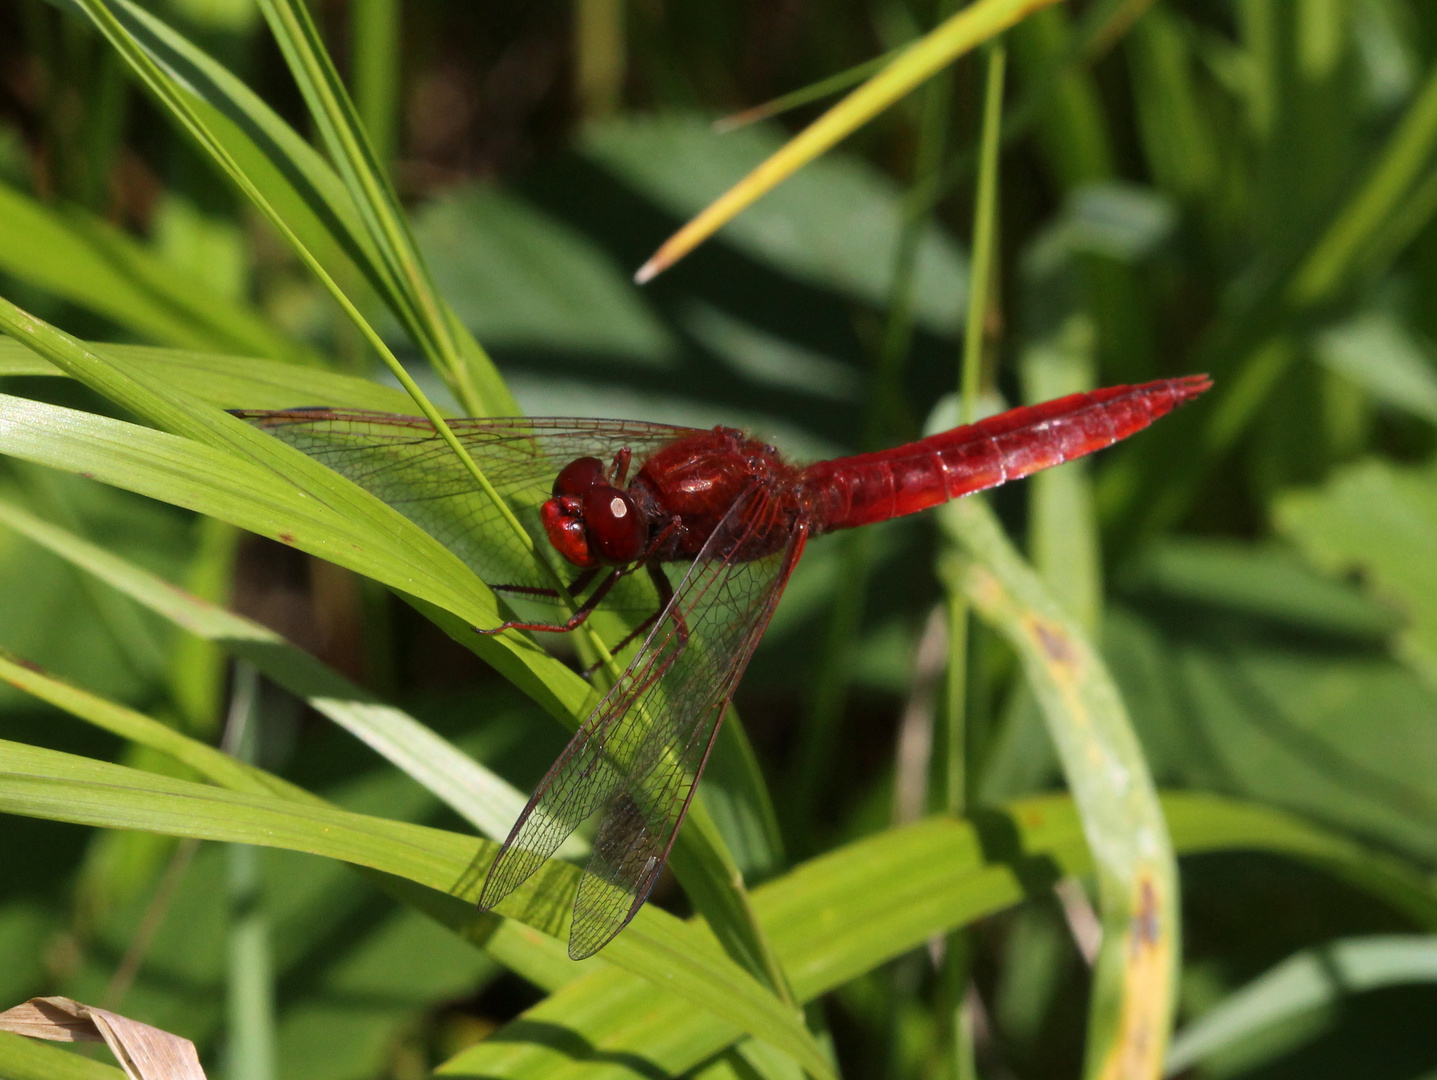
[542,457,647,567]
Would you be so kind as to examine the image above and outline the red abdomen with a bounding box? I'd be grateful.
[801,375,1210,533]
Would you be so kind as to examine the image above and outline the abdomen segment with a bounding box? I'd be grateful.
[802,375,1211,532]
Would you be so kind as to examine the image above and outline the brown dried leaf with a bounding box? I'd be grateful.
[0,997,205,1080]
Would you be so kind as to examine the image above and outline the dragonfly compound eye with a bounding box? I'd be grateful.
[552,456,607,498]
[582,486,646,563]
[540,494,596,567]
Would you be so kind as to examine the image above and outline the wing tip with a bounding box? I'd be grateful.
[476,847,528,914]
[566,900,641,960]
[567,934,606,961]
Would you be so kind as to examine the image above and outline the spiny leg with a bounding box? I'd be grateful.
[490,568,601,601]
[483,517,682,642]
[580,561,676,677]
[477,566,628,635]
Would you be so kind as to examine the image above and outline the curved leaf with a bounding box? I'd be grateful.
[0,501,540,842]
[0,320,789,1018]
[0,181,317,365]
[1275,459,1437,687]
[0,339,425,413]
[254,0,492,412]
[0,739,831,1079]
[439,793,1437,1080]
[940,497,1179,1080]
[1165,935,1437,1075]
[0,1030,125,1080]
[61,0,511,414]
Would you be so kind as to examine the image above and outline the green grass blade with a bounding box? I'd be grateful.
[1109,57,1437,545]
[941,40,1005,1079]
[440,791,1437,1080]
[52,11,575,661]
[0,633,580,996]
[78,0,387,304]
[0,180,318,365]
[66,0,516,500]
[713,47,903,133]
[0,500,545,842]
[0,1031,126,1080]
[0,322,531,629]
[1165,935,1437,1074]
[0,315,791,1012]
[69,0,529,570]
[69,0,392,354]
[0,389,596,729]
[0,740,834,1080]
[0,339,420,412]
[222,664,277,1080]
[351,0,400,168]
[0,738,494,905]
[699,706,785,882]
[0,650,299,801]
[1274,460,1437,687]
[1287,62,1437,306]
[255,0,492,414]
[939,498,1179,1080]
[0,298,605,724]
[0,316,488,611]
[959,42,1006,425]
[665,806,797,1008]
[60,0,515,415]
[0,285,534,655]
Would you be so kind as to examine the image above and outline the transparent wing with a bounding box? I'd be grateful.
[478,486,808,959]
[232,410,701,601]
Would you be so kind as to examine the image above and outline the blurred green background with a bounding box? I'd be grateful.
[1,0,1436,1078]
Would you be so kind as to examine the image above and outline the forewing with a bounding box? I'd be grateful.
[478,485,807,960]
[232,410,699,595]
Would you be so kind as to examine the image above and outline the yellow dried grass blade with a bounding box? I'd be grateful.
[635,0,1062,282]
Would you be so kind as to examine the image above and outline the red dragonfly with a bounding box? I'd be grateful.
[237,374,1208,959]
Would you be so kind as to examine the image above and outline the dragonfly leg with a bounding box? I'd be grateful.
[491,583,561,598]
[642,518,691,648]
[477,567,625,635]
[490,568,601,600]
[579,561,676,677]
[482,516,682,642]
[609,447,633,487]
